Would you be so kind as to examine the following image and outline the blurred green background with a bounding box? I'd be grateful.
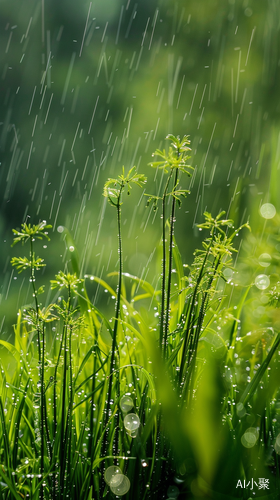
[1,0,280,335]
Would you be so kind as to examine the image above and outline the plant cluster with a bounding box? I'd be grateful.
[0,136,279,499]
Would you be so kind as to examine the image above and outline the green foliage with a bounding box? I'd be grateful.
[11,222,52,246]
[146,134,193,211]
[1,138,280,499]
[149,134,192,174]
[103,166,147,206]
[50,271,83,292]
[11,256,45,273]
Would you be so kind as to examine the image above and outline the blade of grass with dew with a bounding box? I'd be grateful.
[12,379,30,470]
[108,271,158,298]
[0,468,23,500]
[228,285,251,351]
[239,330,280,406]
[171,232,187,322]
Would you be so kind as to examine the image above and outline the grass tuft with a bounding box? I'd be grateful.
[1,136,279,498]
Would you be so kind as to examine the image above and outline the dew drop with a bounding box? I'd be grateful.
[124,413,140,432]
[120,395,134,413]
[255,274,270,290]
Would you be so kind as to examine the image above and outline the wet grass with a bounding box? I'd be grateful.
[0,135,280,499]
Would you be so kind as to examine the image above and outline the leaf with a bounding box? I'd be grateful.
[149,136,193,176]
[239,331,280,406]
[108,271,158,298]
[0,467,22,500]
[0,340,20,364]
[37,285,45,295]
[11,221,52,246]
[50,271,83,291]
[103,167,146,206]
[73,380,105,410]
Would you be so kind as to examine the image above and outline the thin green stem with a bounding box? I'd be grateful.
[163,166,179,359]
[30,238,41,362]
[65,324,73,500]
[30,237,45,499]
[40,323,45,500]
[178,232,214,384]
[89,351,96,496]
[53,316,66,445]
[60,285,71,493]
[103,184,123,460]
[160,171,173,352]
[110,194,123,379]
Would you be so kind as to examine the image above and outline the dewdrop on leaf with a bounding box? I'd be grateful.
[120,395,134,413]
[124,413,140,432]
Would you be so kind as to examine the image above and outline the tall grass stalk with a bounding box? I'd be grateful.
[102,168,146,459]
[11,222,51,500]
[147,134,193,356]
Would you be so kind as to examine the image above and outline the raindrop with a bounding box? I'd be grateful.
[69,245,75,252]
[124,413,140,432]
[260,203,276,219]
[57,225,64,233]
[141,459,148,467]
[120,395,134,413]
[255,274,270,290]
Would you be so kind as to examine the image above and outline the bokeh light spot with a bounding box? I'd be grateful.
[260,203,276,219]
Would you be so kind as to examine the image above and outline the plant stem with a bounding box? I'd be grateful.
[110,193,123,381]
[160,171,173,353]
[30,238,45,499]
[65,324,74,499]
[60,284,71,494]
[163,166,179,359]
[40,323,45,500]
[30,238,41,362]
[103,183,123,456]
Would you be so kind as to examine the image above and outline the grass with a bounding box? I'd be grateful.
[0,134,280,499]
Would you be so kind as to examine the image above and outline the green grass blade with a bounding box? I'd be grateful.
[0,468,23,500]
[0,340,20,364]
[240,331,280,405]
[12,379,30,470]
[73,380,105,410]
[73,345,96,387]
